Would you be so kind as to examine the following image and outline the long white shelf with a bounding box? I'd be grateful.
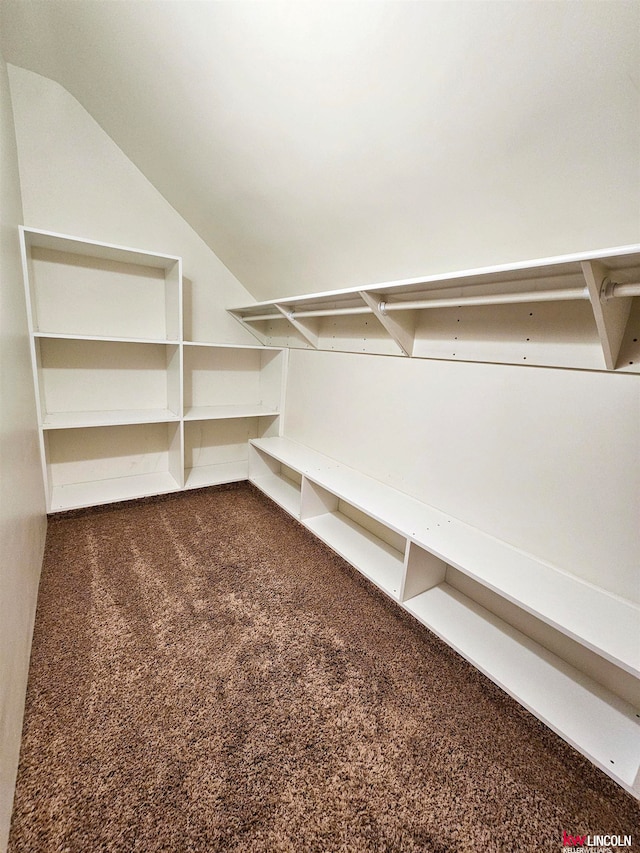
[42,409,179,429]
[404,583,640,795]
[250,437,640,678]
[234,245,640,312]
[50,471,181,512]
[230,244,640,372]
[304,511,404,600]
[184,404,280,421]
[183,340,282,350]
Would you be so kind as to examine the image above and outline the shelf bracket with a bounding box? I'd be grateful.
[581,261,633,370]
[358,292,414,356]
[228,310,269,346]
[275,304,319,348]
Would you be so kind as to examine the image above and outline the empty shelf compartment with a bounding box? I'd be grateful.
[301,479,406,599]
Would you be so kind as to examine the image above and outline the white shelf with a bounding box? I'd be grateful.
[404,583,640,795]
[252,472,301,517]
[183,340,282,350]
[21,228,637,796]
[44,421,184,510]
[250,436,333,479]
[184,418,277,491]
[184,404,280,421]
[34,332,178,344]
[50,471,181,512]
[230,244,640,372]
[250,437,639,678]
[42,409,179,429]
[304,511,404,600]
[184,461,249,490]
[183,345,284,416]
[22,227,181,268]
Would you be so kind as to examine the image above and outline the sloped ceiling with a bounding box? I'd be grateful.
[1,0,639,301]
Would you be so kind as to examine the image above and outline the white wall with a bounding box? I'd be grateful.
[284,348,639,604]
[2,2,638,301]
[0,51,47,853]
[7,65,257,345]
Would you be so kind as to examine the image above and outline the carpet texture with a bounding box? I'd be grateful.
[9,483,639,852]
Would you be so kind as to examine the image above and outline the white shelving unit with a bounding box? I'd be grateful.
[182,343,286,489]
[230,245,640,372]
[20,228,287,512]
[248,435,640,797]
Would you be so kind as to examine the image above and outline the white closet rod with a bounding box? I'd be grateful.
[381,287,588,312]
[602,280,640,300]
[242,280,640,322]
[245,306,370,321]
[382,281,638,312]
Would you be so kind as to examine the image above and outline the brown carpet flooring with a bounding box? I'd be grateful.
[9,483,639,852]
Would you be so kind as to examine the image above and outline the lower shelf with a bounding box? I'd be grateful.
[252,472,301,516]
[50,471,181,512]
[304,511,404,600]
[404,583,640,795]
[185,460,248,489]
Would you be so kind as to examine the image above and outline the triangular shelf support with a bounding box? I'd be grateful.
[582,261,633,370]
[358,292,414,356]
[275,304,319,348]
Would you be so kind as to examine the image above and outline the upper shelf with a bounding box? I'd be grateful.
[21,227,181,269]
[21,227,182,341]
[229,245,640,372]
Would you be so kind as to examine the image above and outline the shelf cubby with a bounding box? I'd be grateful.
[22,228,181,341]
[182,344,284,420]
[44,421,182,512]
[248,444,302,517]
[184,416,278,490]
[301,479,406,600]
[35,337,181,428]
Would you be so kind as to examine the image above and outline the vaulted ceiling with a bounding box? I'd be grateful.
[2,1,639,300]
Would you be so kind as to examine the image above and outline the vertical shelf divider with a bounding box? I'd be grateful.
[400,541,448,602]
[300,477,338,521]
